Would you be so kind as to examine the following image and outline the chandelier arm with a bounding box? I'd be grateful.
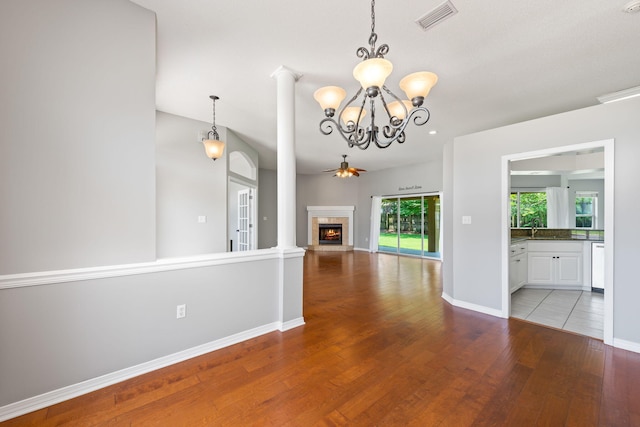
[337,87,364,121]
[319,117,368,149]
[380,85,407,123]
[373,106,431,148]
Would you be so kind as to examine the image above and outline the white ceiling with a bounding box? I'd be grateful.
[129,0,640,174]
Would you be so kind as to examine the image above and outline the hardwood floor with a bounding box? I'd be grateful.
[4,251,640,426]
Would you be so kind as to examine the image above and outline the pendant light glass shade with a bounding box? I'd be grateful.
[341,106,367,126]
[314,86,347,111]
[353,58,393,90]
[387,100,413,120]
[399,71,438,101]
[203,138,225,160]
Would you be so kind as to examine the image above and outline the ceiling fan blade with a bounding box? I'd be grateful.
[352,171,360,177]
[322,168,338,172]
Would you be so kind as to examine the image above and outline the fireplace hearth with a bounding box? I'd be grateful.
[319,224,342,245]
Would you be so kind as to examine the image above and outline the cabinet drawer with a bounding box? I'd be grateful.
[510,243,527,257]
[527,241,582,252]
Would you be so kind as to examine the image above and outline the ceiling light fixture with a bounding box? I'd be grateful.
[314,0,438,150]
[201,95,225,160]
[323,155,367,178]
[597,85,640,104]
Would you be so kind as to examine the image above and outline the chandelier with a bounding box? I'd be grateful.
[314,0,438,150]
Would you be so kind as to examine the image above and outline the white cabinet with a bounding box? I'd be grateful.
[509,242,527,293]
[527,241,583,289]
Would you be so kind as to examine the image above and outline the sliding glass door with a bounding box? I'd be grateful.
[378,194,441,259]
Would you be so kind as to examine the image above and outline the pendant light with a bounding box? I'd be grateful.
[202,95,225,160]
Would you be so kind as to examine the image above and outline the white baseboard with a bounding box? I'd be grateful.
[441,292,504,318]
[0,322,281,422]
[280,317,305,331]
[613,338,640,354]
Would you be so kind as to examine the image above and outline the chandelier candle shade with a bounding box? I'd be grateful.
[314,0,438,149]
[202,95,225,160]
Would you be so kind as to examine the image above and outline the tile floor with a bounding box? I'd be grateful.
[511,288,604,339]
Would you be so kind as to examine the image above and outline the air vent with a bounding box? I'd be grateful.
[416,0,458,31]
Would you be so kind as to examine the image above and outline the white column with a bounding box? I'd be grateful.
[271,66,302,248]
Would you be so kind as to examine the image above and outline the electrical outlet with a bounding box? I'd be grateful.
[176,304,186,319]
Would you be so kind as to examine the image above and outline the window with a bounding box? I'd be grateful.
[575,191,597,229]
[511,191,547,228]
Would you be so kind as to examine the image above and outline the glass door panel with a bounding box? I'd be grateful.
[399,197,423,256]
[378,198,398,253]
[423,195,440,257]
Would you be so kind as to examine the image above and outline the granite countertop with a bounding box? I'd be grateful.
[511,237,604,243]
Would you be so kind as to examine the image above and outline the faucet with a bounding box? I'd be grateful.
[531,218,541,239]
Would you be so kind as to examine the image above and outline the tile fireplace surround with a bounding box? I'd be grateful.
[307,206,354,252]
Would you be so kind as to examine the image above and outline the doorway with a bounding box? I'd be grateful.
[228,180,257,252]
[501,139,614,344]
[378,193,441,259]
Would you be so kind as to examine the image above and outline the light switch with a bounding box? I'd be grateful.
[198,215,207,223]
[462,216,472,225]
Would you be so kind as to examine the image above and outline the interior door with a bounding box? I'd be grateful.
[237,188,252,251]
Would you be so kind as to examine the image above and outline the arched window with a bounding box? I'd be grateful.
[229,151,256,181]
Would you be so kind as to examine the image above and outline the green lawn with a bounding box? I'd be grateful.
[378,232,427,250]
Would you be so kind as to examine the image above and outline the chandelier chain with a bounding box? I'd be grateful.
[370,0,376,37]
[211,98,217,133]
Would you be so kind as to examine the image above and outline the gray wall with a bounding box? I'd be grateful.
[296,174,360,247]
[0,0,157,274]
[444,96,640,344]
[258,169,278,249]
[295,160,443,250]
[156,111,228,257]
[355,160,444,249]
[0,256,280,406]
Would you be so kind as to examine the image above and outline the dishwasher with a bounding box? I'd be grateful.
[591,242,605,293]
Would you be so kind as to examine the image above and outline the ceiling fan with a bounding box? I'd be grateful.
[323,154,367,178]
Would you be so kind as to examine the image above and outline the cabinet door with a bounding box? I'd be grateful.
[517,254,528,287]
[510,254,527,293]
[509,257,518,293]
[556,254,582,285]
[528,253,554,285]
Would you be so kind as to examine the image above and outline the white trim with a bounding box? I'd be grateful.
[306,206,355,212]
[0,322,281,422]
[501,139,615,345]
[441,292,505,318]
[612,338,640,354]
[603,139,615,345]
[0,249,285,290]
[280,317,305,331]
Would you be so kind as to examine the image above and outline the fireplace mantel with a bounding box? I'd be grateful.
[307,206,354,251]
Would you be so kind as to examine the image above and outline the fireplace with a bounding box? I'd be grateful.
[318,224,342,245]
[307,206,354,252]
